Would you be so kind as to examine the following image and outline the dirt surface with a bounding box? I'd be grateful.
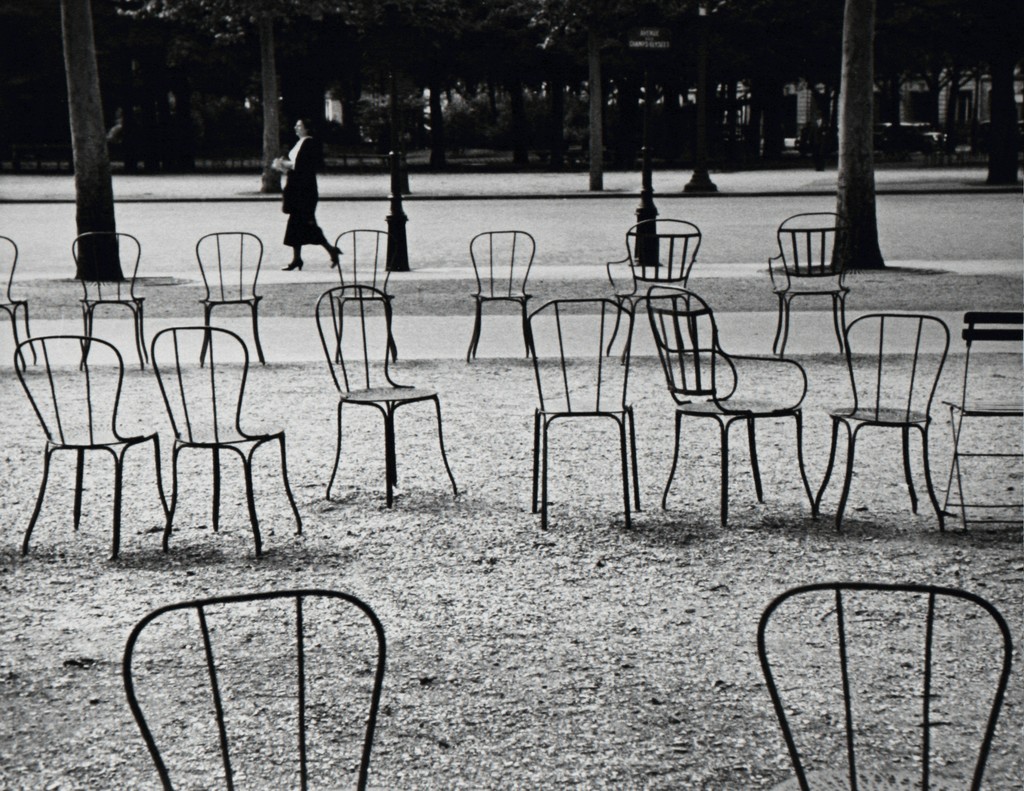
[1,260,1022,789]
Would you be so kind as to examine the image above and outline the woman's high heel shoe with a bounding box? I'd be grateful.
[329,246,341,268]
[283,260,303,271]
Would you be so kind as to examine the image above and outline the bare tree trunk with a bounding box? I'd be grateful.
[986,52,1021,185]
[259,15,281,194]
[61,0,121,280]
[836,0,884,270]
[587,26,603,192]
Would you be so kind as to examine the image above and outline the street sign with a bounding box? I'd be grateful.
[628,27,671,50]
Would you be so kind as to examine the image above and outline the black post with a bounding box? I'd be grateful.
[635,68,658,264]
[684,5,717,193]
[386,148,409,272]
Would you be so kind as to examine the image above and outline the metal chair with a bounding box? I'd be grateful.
[73,231,148,369]
[314,286,457,507]
[529,298,640,529]
[195,231,266,365]
[466,230,535,361]
[758,582,1012,791]
[0,236,34,364]
[333,229,398,362]
[815,313,950,530]
[768,212,849,356]
[605,219,701,356]
[124,589,386,791]
[644,288,813,525]
[150,326,302,557]
[942,311,1023,529]
[14,335,167,559]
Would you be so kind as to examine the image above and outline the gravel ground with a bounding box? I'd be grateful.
[0,332,1020,789]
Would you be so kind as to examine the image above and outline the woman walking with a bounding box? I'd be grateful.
[273,118,340,270]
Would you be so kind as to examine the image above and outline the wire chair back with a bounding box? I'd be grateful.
[124,589,386,791]
[315,286,399,395]
[15,335,127,447]
[196,232,263,303]
[73,231,142,301]
[0,235,22,303]
[151,326,251,445]
[333,230,391,292]
[958,311,1024,411]
[469,230,535,299]
[843,313,950,423]
[625,218,701,287]
[773,212,846,279]
[758,582,1013,791]
[529,299,632,414]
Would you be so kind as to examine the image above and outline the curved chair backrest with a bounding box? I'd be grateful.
[957,311,1024,411]
[196,232,263,302]
[124,589,386,791]
[333,230,391,293]
[15,335,127,446]
[73,231,142,301]
[758,582,1012,791]
[0,235,20,302]
[625,219,701,287]
[773,212,846,278]
[644,288,735,404]
[469,230,536,298]
[528,298,633,414]
[151,326,251,444]
[315,285,398,395]
[843,313,950,422]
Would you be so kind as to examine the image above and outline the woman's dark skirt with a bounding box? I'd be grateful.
[284,211,328,247]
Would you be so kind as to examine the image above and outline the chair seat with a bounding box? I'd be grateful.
[341,386,437,404]
[202,296,261,305]
[945,399,1023,417]
[82,296,144,305]
[831,407,930,425]
[770,769,965,790]
[775,280,848,296]
[678,398,799,417]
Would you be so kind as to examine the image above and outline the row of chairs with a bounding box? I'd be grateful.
[121,582,1013,789]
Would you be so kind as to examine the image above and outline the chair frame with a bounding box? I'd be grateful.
[605,218,702,356]
[768,212,849,357]
[644,289,813,525]
[73,231,149,369]
[333,229,398,362]
[942,311,1024,529]
[195,231,266,365]
[123,588,386,791]
[528,298,641,529]
[757,581,1013,791]
[815,312,950,530]
[0,236,35,364]
[150,326,302,557]
[466,230,536,361]
[315,286,458,507]
[14,335,167,559]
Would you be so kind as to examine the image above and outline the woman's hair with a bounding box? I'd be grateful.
[298,117,316,134]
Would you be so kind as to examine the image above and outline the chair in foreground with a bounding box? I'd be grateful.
[195,231,266,365]
[942,311,1023,529]
[315,286,457,507]
[605,218,701,356]
[14,335,167,558]
[124,589,386,790]
[529,298,640,529]
[758,582,1012,790]
[150,326,302,557]
[0,236,34,363]
[644,289,813,525]
[73,231,148,368]
[333,229,398,362]
[768,212,848,356]
[466,230,535,361]
[815,313,949,530]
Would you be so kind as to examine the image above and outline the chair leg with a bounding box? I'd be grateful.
[73,448,85,531]
[241,450,263,557]
[627,407,641,511]
[200,304,214,367]
[163,446,181,552]
[837,293,848,353]
[719,419,731,526]
[111,447,125,560]
[150,435,169,520]
[918,424,945,530]
[794,412,814,511]
[814,417,843,518]
[430,397,459,497]
[662,410,684,510]
[747,418,764,502]
[133,303,147,369]
[944,405,967,529]
[521,300,534,358]
[834,425,862,530]
[211,446,221,532]
[541,416,551,529]
[276,434,302,533]
[617,415,631,530]
[531,411,542,513]
[605,299,625,356]
[901,426,919,514]
[383,300,398,362]
[383,407,397,507]
[249,302,266,365]
[326,402,344,500]
[466,299,483,362]
[830,294,844,353]
[23,446,54,555]
[771,294,786,356]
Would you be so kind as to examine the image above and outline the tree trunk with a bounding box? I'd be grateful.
[587,26,603,191]
[60,0,121,280]
[986,52,1021,185]
[836,0,884,270]
[258,15,281,194]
